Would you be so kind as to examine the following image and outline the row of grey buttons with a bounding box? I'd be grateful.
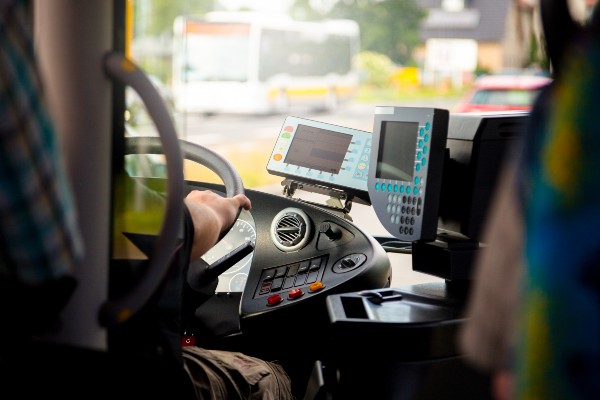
[256,257,324,297]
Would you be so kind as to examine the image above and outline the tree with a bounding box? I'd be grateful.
[134,0,215,37]
[131,0,216,85]
[291,0,426,65]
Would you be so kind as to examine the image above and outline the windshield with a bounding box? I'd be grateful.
[125,1,589,269]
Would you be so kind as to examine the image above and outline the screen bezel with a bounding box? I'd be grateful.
[266,116,372,204]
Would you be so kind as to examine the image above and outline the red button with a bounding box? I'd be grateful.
[267,294,283,306]
[288,288,304,299]
[181,335,195,347]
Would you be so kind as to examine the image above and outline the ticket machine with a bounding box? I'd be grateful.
[317,109,529,400]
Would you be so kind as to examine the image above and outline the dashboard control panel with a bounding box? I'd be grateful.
[267,116,372,201]
[368,106,449,242]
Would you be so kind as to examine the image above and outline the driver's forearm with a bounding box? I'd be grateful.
[183,198,222,261]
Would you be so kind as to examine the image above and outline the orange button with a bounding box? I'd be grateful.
[288,288,304,299]
[273,153,283,161]
[267,294,283,306]
[308,281,324,293]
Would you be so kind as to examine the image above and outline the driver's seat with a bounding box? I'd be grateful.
[0,238,195,399]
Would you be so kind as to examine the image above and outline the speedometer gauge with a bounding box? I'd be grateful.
[201,212,257,293]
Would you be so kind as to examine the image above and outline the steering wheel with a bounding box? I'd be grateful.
[100,52,249,326]
[126,136,244,197]
[125,136,253,294]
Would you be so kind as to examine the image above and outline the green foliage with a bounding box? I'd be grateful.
[289,0,324,20]
[474,64,492,77]
[356,51,396,88]
[354,84,468,102]
[529,31,550,71]
[135,0,214,36]
[292,0,426,65]
[132,0,215,83]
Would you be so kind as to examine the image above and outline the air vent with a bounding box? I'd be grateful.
[270,208,312,252]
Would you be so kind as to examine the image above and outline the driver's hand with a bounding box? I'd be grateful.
[184,190,252,261]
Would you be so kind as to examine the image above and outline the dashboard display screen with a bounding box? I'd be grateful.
[283,124,352,174]
[375,121,418,182]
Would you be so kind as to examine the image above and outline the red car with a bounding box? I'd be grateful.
[454,73,552,113]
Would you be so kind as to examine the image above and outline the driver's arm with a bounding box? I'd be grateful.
[112,175,251,262]
[183,190,251,261]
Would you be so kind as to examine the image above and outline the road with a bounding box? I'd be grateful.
[172,99,460,147]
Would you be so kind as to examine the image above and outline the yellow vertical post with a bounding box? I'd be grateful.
[126,0,134,59]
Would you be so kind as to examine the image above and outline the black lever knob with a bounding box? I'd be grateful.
[319,222,342,240]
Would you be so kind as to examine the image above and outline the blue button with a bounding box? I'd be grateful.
[422,158,427,166]
[394,184,399,192]
[413,186,418,195]
[424,134,430,143]
[419,127,424,136]
[418,140,423,148]
[416,164,421,172]
[387,183,392,192]
[381,184,386,192]
[425,122,431,130]
[406,185,411,193]
[417,152,422,160]
[400,185,404,194]
[375,182,380,190]
[414,177,420,185]
[423,146,428,154]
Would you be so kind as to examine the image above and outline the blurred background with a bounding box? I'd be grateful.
[124,0,596,191]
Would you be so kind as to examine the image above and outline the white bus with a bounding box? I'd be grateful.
[172,12,360,115]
